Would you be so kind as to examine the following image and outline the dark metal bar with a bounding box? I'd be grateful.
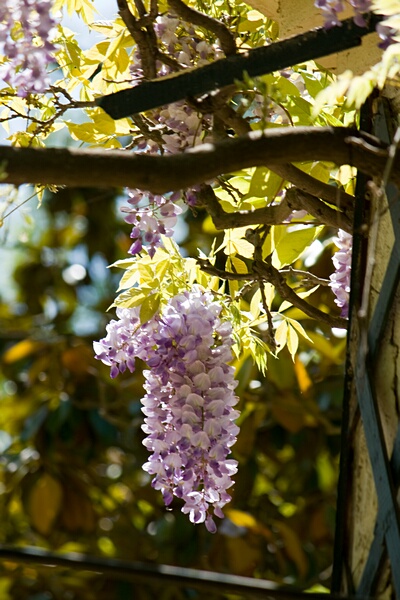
[368,182,400,359]
[0,545,369,600]
[355,355,400,598]
[357,427,400,596]
[330,92,376,595]
[367,97,400,359]
[97,14,381,119]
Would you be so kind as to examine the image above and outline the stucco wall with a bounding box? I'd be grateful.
[245,0,382,74]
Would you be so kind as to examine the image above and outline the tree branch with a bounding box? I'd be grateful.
[285,188,353,233]
[198,185,293,228]
[167,0,237,56]
[270,163,355,215]
[197,258,347,328]
[190,94,356,214]
[192,97,356,216]
[117,0,157,79]
[254,258,347,328]
[0,127,391,193]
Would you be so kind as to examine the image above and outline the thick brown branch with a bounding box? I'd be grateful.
[0,127,393,192]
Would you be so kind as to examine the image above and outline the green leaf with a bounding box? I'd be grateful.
[223,227,255,258]
[229,277,239,299]
[114,288,150,308]
[227,256,248,274]
[300,70,325,99]
[288,97,313,125]
[250,288,262,319]
[262,73,301,98]
[109,258,137,269]
[117,269,139,291]
[287,325,299,361]
[285,316,313,343]
[249,336,269,374]
[272,225,322,269]
[140,293,161,324]
[275,320,288,354]
[245,167,283,203]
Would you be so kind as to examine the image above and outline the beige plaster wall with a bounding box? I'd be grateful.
[244,0,382,74]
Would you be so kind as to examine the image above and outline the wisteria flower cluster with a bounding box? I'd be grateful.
[0,0,58,96]
[329,229,353,318]
[314,0,371,28]
[94,287,240,533]
[122,14,221,257]
[121,190,183,258]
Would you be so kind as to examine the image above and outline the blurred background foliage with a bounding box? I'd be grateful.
[0,179,347,599]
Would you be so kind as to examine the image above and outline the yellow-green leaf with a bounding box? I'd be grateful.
[140,293,161,324]
[28,474,63,536]
[275,320,288,353]
[250,288,261,319]
[272,226,322,269]
[227,256,248,274]
[287,324,299,361]
[223,227,255,258]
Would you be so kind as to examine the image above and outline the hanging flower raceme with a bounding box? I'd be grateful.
[329,229,353,318]
[94,287,240,533]
[0,0,58,96]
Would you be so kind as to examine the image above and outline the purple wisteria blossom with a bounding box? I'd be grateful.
[376,22,399,50]
[329,229,352,318]
[94,287,240,533]
[0,0,58,96]
[121,191,183,258]
[93,306,142,379]
[314,0,371,28]
[315,0,344,28]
